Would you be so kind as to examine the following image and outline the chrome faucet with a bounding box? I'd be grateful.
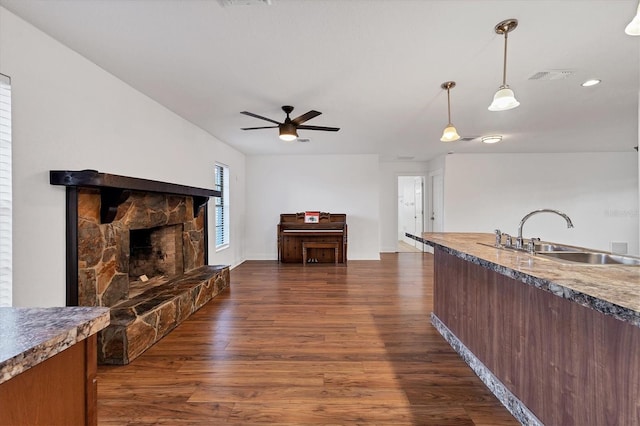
[516,209,574,249]
[494,229,502,247]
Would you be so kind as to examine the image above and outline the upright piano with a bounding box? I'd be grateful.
[278,212,347,264]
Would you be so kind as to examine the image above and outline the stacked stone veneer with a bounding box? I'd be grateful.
[99,265,229,364]
[76,189,229,364]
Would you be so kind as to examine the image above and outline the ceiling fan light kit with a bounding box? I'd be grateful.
[279,122,298,141]
[440,81,461,142]
[489,18,520,111]
[626,2,640,35]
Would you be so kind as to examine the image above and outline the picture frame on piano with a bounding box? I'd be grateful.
[304,211,320,223]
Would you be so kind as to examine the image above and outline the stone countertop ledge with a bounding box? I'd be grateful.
[0,306,110,384]
[414,232,640,328]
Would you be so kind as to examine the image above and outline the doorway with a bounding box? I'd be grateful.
[397,176,425,252]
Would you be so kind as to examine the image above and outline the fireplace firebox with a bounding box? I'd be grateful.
[129,225,184,282]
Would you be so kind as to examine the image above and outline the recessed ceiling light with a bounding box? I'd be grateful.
[581,79,601,87]
[481,135,502,144]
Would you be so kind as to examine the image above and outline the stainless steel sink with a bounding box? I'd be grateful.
[478,241,640,266]
[480,241,588,253]
[538,251,640,266]
[534,243,581,252]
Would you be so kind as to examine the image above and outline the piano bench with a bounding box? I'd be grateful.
[302,242,339,264]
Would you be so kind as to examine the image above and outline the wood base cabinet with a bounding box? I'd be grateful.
[0,335,97,425]
[433,249,640,425]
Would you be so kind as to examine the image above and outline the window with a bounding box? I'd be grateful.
[214,163,229,249]
[0,74,12,307]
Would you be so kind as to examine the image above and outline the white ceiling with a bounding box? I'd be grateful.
[1,0,639,161]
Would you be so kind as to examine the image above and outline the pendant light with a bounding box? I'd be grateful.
[625,2,640,35]
[440,81,461,142]
[488,19,520,111]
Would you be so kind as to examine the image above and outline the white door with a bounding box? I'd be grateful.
[413,176,424,249]
[429,171,444,232]
[397,176,425,251]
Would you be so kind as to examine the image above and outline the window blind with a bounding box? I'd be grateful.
[0,74,12,307]
[214,163,229,248]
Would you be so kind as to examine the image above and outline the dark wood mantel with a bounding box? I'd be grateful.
[50,170,221,223]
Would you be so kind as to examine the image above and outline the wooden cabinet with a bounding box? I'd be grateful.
[0,335,98,425]
[277,212,347,264]
[433,248,640,426]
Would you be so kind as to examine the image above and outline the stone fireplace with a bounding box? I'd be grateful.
[51,170,230,364]
[76,189,207,307]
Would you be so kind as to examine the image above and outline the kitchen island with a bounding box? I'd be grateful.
[411,232,640,426]
[0,306,110,425]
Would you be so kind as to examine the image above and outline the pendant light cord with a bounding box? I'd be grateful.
[447,87,452,124]
[502,31,508,87]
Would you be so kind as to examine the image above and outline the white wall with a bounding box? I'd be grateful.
[245,154,380,260]
[444,153,639,255]
[0,7,246,306]
[427,155,446,173]
[378,161,427,252]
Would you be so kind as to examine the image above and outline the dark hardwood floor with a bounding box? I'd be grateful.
[97,253,518,425]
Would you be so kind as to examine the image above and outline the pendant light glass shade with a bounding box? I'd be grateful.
[440,81,461,142]
[489,19,520,112]
[488,86,520,111]
[441,125,460,142]
[279,123,298,141]
[625,3,640,35]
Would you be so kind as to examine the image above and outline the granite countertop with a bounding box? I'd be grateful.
[0,306,110,385]
[414,232,640,328]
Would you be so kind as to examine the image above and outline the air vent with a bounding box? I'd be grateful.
[297,138,311,143]
[459,137,478,142]
[218,0,271,7]
[529,70,574,81]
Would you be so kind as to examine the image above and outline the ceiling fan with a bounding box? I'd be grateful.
[240,105,340,141]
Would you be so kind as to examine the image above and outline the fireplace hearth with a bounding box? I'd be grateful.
[51,170,230,364]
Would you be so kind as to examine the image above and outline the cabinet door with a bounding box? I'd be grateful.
[0,336,96,425]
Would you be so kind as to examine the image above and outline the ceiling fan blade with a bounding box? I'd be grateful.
[241,126,279,130]
[291,110,322,125]
[240,111,281,125]
[297,125,340,132]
